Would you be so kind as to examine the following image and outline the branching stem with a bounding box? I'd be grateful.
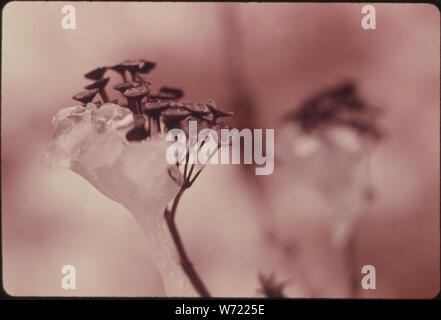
[163,141,216,297]
[164,185,211,297]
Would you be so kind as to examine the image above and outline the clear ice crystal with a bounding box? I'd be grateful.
[42,102,197,296]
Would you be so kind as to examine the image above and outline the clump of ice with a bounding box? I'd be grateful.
[42,103,197,296]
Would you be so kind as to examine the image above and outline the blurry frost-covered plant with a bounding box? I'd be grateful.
[257,272,288,298]
[271,82,382,297]
[42,60,233,297]
[277,81,381,246]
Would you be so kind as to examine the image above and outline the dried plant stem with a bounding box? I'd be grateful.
[99,89,109,103]
[189,148,219,185]
[163,143,216,297]
[164,186,211,297]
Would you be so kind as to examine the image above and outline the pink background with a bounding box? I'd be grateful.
[1,2,439,297]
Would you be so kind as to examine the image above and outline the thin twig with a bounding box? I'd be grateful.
[186,139,205,179]
[183,149,190,179]
[164,186,211,297]
[189,146,219,186]
[162,136,220,297]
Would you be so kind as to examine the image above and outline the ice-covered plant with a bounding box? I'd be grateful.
[278,81,381,244]
[42,60,233,297]
[273,81,382,296]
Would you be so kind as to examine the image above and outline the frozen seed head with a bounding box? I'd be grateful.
[72,89,99,104]
[69,59,236,146]
[84,67,108,80]
[85,77,110,90]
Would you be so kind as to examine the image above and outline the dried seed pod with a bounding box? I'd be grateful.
[151,87,183,100]
[72,89,99,104]
[85,77,110,90]
[161,107,191,121]
[204,99,218,112]
[123,85,150,114]
[161,107,191,130]
[143,101,170,113]
[137,60,156,74]
[84,67,108,80]
[112,81,140,93]
[184,103,211,117]
[123,84,150,99]
[110,64,128,82]
[85,77,111,103]
[143,101,170,135]
[205,99,234,122]
[122,60,155,80]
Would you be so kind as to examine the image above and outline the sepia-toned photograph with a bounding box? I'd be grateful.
[1,2,439,299]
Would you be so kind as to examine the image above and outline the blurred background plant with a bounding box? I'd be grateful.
[264,81,381,297]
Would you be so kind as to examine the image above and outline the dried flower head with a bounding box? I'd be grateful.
[45,59,235,298]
